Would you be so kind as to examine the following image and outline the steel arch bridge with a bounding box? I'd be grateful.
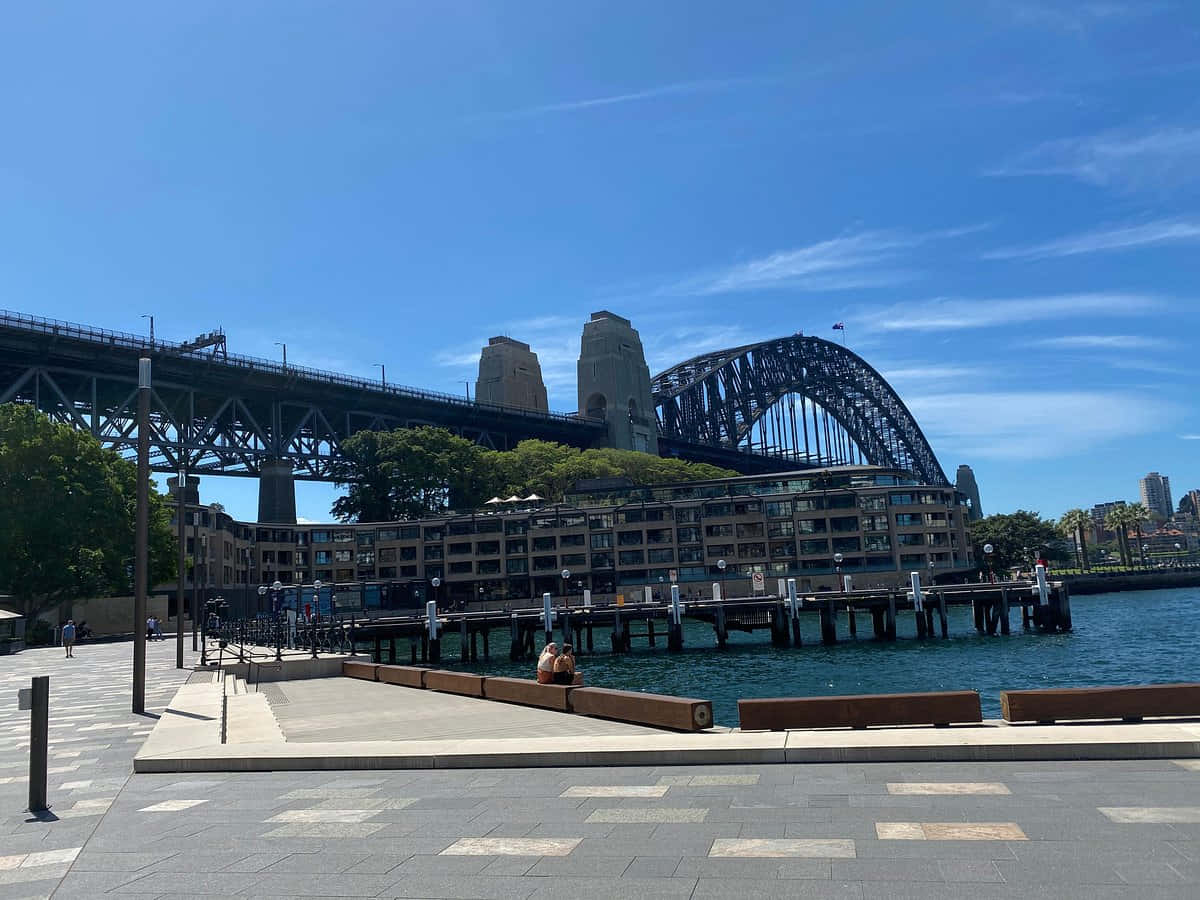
[652,335,949,486]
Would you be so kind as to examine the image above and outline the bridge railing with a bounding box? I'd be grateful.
[0,308,591,427]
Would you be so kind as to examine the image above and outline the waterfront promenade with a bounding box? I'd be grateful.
[2,642,1200,898]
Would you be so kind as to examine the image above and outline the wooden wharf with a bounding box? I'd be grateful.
[348,578,1072,667]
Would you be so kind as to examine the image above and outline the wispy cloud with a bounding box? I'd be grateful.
[1030,334,1170,350]
[1181,434,1200,440]
[986,126,1200,191]
[907,390,1171,460]
[877,364,987,384]
[476,78,765,121]
[858,292,1161,332]
[1002,2,1158,34]
[667,225,985,297]
[985,220,1200,260]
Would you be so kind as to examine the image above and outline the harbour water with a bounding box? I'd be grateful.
[435,587,1200,726]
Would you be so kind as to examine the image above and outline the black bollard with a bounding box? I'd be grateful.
[820,599,837,645]
[915,607,928,639]
[872,608,886,640]
[28,676,48,813]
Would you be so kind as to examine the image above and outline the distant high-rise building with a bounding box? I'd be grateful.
[1139,472,1173,519]
[955,464,983,521]
[474,336,549,412]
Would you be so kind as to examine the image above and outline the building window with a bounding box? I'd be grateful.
[477,560,501,575]
[357,550,375,566]
[768,521,795,538]
[647,528,672,544]
[311,530,331,543]
[505,558,528,574]
[333,530,354,543]
[831,537,860,553]
[705,523,733,538]
[357,532,374,547]
[378,548,396,563]
[334,549,352,563]
[897,533,924,546]
[704,502,732,517]
[399,546,417,561]
[618,550,644,566]
[476,541,500,555]
[799,539,829,555]
[676,507,700,523]
[890,494,916,506]
[679,547,704,563]
[707,544,734,557]
[895,513,922,527]
[505,539,527,555]
[448,542,472,555]
[560,533,585,547]
[648,548,674,564]
[589,513,614,530]
[617,530,643,546]
[560,553,586,567]
[765,500,793,518]
[449,561,473,574]
[771,541,796,558]
[424,527,444,542]
[533,556,557,571]
[377,528,398,541]
[591,552,613,569]
[677,526,702,544]
[424,546,444,560]
[504,519,528,535]
[830,516,859,532]
[865,534,891,552]
[379,566,397,578]
[858,495,887,511]
[737,543,767,559]
[900,553,926,566]
[736,522,764,538]
[398,525,420,540]
[590,533,613,550]
[797,519,827,534]
[532,536,556,551]
[315,550,332,565]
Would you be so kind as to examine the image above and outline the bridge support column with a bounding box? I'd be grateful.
[885,594,897,640]
[714,605,728,650]
[257,459,297,525]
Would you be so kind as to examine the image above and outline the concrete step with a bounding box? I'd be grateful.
[224,691,286,744]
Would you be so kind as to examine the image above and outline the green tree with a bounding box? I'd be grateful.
[330,426,489,521]
[968,510,1065,573]
[0,404,175,620]
[1104,503,1151,567]
[1058,508,1092,572]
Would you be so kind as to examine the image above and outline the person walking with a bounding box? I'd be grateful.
[62,619,76,658]
[153,615,164,641]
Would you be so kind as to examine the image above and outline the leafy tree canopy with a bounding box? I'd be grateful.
[330,430,737,522]
[0,404,175,619]
[968,510,1068,572]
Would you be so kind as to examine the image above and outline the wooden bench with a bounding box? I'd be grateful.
[376,665,428,689]
[1001,683,1200,724]
[569,687,713,731]
[342,661,378,681]
[738,691,982,731]
[423,670,485,698]
[484,677,575,712]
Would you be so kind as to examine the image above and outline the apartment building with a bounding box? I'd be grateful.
[169,465,974,613]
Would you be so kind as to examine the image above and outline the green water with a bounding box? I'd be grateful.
[417,587,1200,727]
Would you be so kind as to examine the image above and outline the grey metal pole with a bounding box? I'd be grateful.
[175,465,186,669]
[28,676,49,813]
[191,516,199,651]
[133,357,150,715]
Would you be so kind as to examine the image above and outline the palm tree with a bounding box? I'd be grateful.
[1059,509,1091,572]
[1104,506,1133,567]
[1127,502,1151,566]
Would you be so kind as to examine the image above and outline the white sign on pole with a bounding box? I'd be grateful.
[583,588,591,607]
[786,577,799,618]
[751,572,765,592]
[712,582,722,601]
[1034,564,1049,607]
[669,569,677,582]
[909,571,923,612]
[644,585,653,604]
[670,584,682,625]
[426,600,439,639]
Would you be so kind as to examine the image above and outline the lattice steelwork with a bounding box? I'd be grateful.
[0,310,603,479]
[652,335,949,486]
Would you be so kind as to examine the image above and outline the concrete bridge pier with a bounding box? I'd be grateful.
[257,460,297,525]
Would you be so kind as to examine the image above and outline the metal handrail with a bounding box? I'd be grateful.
[0,307,590,426]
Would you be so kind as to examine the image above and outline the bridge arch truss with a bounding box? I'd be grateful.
[652,335,948,485]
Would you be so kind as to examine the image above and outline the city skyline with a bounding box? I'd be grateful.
[3,2,1197,522]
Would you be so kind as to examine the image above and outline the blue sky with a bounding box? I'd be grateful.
[3,1,1198,523]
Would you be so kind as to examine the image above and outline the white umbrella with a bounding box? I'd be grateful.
[484,497,503,505]
[523,493,543,502]
[503,495,522,503]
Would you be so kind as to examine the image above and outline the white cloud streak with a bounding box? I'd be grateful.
[986,126,1200,191]
[985,220,1200,260]
[858,292,1161,332]
[478,78,764,121]
[668,225,985,297]
[906,390,1171,460]
[1180,434,1200,440]
[1030,334,1169,350]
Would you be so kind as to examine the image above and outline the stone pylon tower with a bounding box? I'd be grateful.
[955,464,983,521]
[576,311,658,454]
[474,336,549,412]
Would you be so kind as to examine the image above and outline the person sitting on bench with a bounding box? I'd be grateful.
[552,644,576,685]
[536,642,558,684]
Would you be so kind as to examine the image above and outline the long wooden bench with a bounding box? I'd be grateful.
[1001,683,1200,724]
[376,665,429,689]
[342,661,378,681]
[738,691,982,731]
[484,677,575,712]
[569,687,713,732]
[423,670,485,698]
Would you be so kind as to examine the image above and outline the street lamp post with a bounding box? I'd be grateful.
[1175,542,1183,567]
[275,342,287,368]
[373,363,386,387]
[716,558,727,599]
[983,543,995,584]
[561,569,571,607]
[175,466,187,669]
[928,558,935,585]
[141,314,154,343]
[310,579,323,659]
[657,575,664,601]
[833,552,844,593]
[431,577,441,612]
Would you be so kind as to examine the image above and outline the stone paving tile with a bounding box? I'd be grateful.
[691,877,865,899]
[441,837,580,856]
[710,838,856,858]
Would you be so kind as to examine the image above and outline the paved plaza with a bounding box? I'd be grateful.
[2,642,1200,898]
